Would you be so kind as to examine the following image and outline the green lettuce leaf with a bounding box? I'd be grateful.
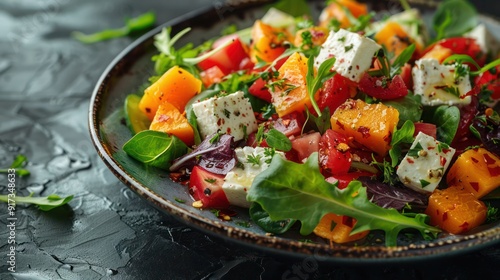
[247,153,440,246]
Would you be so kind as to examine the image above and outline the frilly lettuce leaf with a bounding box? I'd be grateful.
[247,153,440,246]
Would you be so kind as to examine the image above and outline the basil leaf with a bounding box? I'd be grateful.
[382,94,423,127]
[432,0,477,40]
[271,0,310,17]
[247,153,440,246]
[249,203,296,234]
[432,105,460,145]
[124,94,151,135]
[265,129,292,152]
[123,130,188,169]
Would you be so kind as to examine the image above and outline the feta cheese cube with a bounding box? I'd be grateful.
[222,146,284,208]
[315,29,381,82]
[412,58,472,106]
[397,132,456,193]
[192,91,258,141]
[465,23,499,56]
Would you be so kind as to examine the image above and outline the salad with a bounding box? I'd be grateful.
[122,0,500,247]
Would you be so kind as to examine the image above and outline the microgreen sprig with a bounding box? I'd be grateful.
[443,54,500,76]
[306,56,336,116]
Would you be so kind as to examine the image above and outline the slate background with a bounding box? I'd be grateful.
[1,0,500,279]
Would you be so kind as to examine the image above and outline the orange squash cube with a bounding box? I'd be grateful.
[313,213,369,244]
[270,52,312,117]
[249,20,292,63]
[374,21,423,58]
[319,0,368,29]
[421,45,453,63]
[425,186,487,234]
[447,148,500,198]
[139,66,202,120]
[149,102,194,146]
[330,99,399,156]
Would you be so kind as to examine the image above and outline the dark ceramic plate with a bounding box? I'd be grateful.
[89,0,500,263]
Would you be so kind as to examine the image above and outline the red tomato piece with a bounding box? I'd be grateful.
[197,35,252,75]
[248,77,272,103]
[473,66,500,100]
[319,129,352,176]
[399,63,413,90]
[200,66,225,88]
[291,132,321,162]
[189,166,230,209]
[358,73,408,100]
[421,37,485,68]
[267,111,305,137]
[414,122,437,139]
[318,74,357,113]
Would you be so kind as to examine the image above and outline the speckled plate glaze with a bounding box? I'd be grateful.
[89,0,500,263]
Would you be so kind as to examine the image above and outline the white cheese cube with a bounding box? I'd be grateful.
[465,23,499,56]
[192,91,258,141]
[315,29,381,82]
[412,58,472,106]
[397,132,456,193]
[222,146,284,208]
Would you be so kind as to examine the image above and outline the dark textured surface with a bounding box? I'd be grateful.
[1,0,500,279]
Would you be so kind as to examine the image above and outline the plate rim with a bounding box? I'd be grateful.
[88,0,500,263]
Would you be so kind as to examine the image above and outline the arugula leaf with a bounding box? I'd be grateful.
[432,0,477,40]
[73,12,156,44]
[0,154,30,176]
[388,120,415,167]
[304,107,331,134]
[0,193,74,211]
[123,130,188,169]
[249,203,296,234]
[247,153,440,246]
[306,56,336,116]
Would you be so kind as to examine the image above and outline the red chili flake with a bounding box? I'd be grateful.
[440,156,447,166]
[357,126,371,138]
[383,132,392,144]
[483,153,496,164]
[226,127,232,134]
[471,157,479,163]
[407,158,415,164]
[442,212,448,221]
[342,216,354,227]
[470,182,480,192]
[428,146,435,150]
[158,114,170,122]
[336,120,345,130]
[459,221,469,232]
[488,166,500,177]
[217,118,225,126]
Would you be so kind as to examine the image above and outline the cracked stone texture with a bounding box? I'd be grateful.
[1,0,500,279]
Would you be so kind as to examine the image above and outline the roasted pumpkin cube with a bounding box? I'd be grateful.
[139,66,202,120]
[425,186,487,234]
[447,148,500,198]
[313,213,369,244]
[270,52,312,117]
[319,0,368,29]
[149,102,194,146]
[374,21,422,58]
[330,99,399,156]
[249,20,292,63]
